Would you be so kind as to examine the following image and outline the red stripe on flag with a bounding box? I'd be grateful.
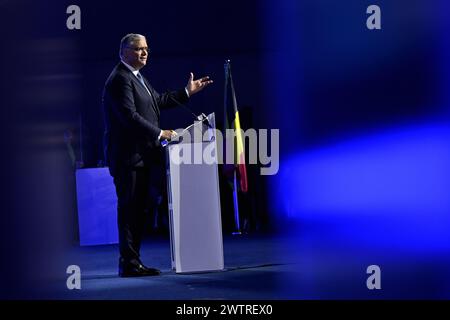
[238,153,248,193]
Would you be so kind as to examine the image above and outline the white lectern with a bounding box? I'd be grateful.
[165,113,224,273]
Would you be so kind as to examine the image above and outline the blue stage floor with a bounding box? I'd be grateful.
[35,225,450,300]
[39,234,286,300]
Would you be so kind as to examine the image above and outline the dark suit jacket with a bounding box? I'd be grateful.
[102,62,189,176]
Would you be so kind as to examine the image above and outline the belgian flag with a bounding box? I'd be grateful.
[223,60,248,193]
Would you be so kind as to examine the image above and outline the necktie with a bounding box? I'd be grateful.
[136,72,152,97]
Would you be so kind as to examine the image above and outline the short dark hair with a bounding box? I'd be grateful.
[119,33,145,58]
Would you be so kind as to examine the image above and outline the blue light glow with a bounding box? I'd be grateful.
[274,122,450,251]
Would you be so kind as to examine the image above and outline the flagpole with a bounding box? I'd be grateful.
[232,170,242,235]
[225,59,242,235]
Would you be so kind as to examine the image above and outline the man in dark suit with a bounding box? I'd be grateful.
[103,33,212,277]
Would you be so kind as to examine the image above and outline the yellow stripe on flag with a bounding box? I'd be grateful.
[233,111,248,192]
[234,111,245,164]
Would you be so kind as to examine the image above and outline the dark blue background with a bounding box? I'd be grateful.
[0,0,449,299]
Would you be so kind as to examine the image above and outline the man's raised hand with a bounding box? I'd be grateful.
[186,72,213,96]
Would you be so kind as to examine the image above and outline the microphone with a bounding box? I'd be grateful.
[169,91,198,120]
[166,91,212,129]
[160,91,212,147]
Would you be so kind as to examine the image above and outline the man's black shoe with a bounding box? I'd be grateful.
[119,258,161,277]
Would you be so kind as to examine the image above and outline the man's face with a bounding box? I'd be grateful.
[122,37,148,70]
